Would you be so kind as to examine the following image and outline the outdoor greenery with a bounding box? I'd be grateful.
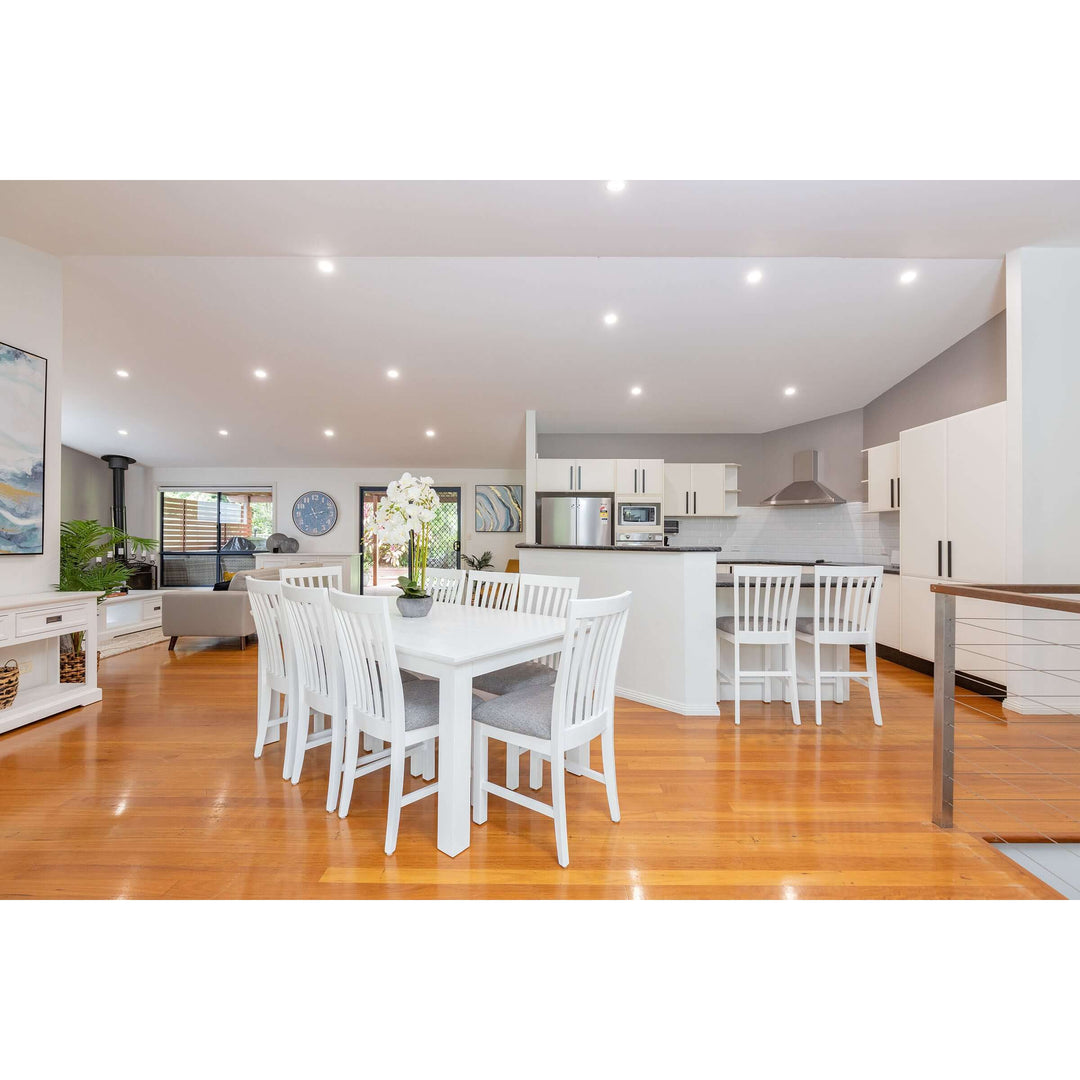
[57,519,158,653]
[462,550,494,571]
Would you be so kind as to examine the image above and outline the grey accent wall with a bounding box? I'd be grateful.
[759,408,865,503]
[60,445,112,524]
[863,310,1006,447]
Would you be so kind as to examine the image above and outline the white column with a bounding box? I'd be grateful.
[1004,247,1080,713]
[524,409,537,546]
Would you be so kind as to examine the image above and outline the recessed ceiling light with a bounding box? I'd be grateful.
[784,386,797,396]
[117,429,128,436]
[324,429,335,437]
[899,269,918,285]
[425,429,436,438]
[746,268,764,285]
[386,369,400,379]
[115,369,129,378]
[603,312,619,326]
[605,179,626,193]
[218,429,229,436]
[630,386,643,396]
[317,259,335,273]
[253,369,268,379]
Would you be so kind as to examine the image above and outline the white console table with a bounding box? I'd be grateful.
[254,552,362,592]
[0,591,102,736]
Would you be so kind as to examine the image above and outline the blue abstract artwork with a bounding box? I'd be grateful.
[475,485,522,532]
[0,341,47,556]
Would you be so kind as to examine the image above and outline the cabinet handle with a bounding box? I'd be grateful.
[642,468,646,491]
[46,615,62,624]
[947,540,953,578]
[890,478,894,508]
[569,466,573,489]
[937,540,943,577]
[896,477,900,507]
[693,491,697,514]
[685,492,689,514]
[634,469,638,494]
[577,466,582,489]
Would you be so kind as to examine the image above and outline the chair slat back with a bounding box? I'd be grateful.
[328,590,405,739]
[552,591,632,742]
[428,566,466,605]
[280,565,344,591]
[467,570,520,611]
[732,565,801,636]
[246,577,287,679]
[519,573,579,668]
[815,566,883,636]
[280,582,339,698]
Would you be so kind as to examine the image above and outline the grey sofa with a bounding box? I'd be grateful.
[162,567,279,650]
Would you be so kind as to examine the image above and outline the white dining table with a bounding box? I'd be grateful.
[389,603,567,856]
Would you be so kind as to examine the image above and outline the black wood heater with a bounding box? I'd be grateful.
[101,453,156,590]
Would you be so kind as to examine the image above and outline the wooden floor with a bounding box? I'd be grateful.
[0,637,1064,899]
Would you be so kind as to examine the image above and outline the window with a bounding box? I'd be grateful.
[160,489,274,587]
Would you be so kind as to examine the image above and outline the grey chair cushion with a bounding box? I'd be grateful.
[716,615,779,634]
[403,679,482,730]
[472,661,556,696]
[472,684,555,739]
[400,670,420,683]
[795,617,823,635]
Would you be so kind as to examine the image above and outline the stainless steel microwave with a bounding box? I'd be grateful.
[617,501,661,527]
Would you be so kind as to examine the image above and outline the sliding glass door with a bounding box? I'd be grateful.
[359,486,460,591]
[159,489,274,587]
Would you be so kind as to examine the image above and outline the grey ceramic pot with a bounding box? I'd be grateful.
[396,594,434,619]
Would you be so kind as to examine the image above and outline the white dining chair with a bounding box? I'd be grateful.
[472,573,580,791]
[471,590,631,867]
[427,566,467,605]
[246,577,294,770]
[279,565,344,591]
[279,583,346,809]
[795,565,884,727]
[466,570,520,611]
[716,565,802,726]
[330,589,483,851]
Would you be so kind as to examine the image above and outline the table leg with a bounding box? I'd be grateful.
[437,666,474,857]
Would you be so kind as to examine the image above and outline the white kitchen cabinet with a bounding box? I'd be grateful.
[899,419,948,578]
[664,463,740,517]
[900,402,1005,583]
[616,458,664,496]
[535,458,616,492]
[864,441,900,513]
[901,574,937,661]
[876,573,901,650]
[946,404,1006,582]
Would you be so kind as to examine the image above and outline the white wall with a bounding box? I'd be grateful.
[146,465,526,571]
[0,236,62,596]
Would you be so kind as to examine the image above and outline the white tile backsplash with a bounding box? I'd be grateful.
[669,502,900,565]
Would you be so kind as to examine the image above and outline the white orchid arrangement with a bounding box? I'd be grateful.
[368,472,440,598]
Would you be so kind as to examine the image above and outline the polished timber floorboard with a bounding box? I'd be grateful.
[0,637,1062,899]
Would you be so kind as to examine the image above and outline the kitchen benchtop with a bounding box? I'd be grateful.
[518,544,899,573]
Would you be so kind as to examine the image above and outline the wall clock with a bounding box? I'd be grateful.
[292,490,338,536]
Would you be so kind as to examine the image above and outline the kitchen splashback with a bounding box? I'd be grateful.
[669,502,899,564]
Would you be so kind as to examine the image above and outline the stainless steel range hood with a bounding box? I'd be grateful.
[761,450,846,507]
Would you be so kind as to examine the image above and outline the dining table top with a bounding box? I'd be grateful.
[388,602,567,666]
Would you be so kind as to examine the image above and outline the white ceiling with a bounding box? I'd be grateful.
[2,181,1080,257]
[59,255,1004,468]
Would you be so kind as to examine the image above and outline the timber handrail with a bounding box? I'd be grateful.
[930,582,1080,616]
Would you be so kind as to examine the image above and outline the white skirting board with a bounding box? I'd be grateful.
[616,686,721,717]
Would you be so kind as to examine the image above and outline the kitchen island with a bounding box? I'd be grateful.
[518,545,877,716]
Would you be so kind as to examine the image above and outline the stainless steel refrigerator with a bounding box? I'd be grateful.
[538,496,613,546]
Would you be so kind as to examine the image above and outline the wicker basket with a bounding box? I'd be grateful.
[59,651,86,684]
[0,659,18,710]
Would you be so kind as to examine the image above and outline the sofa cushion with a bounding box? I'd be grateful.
[229,568,282,591]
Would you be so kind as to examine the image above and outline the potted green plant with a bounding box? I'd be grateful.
[57,519,158,681]
[462,550,494,571]
[367,473,440,618]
